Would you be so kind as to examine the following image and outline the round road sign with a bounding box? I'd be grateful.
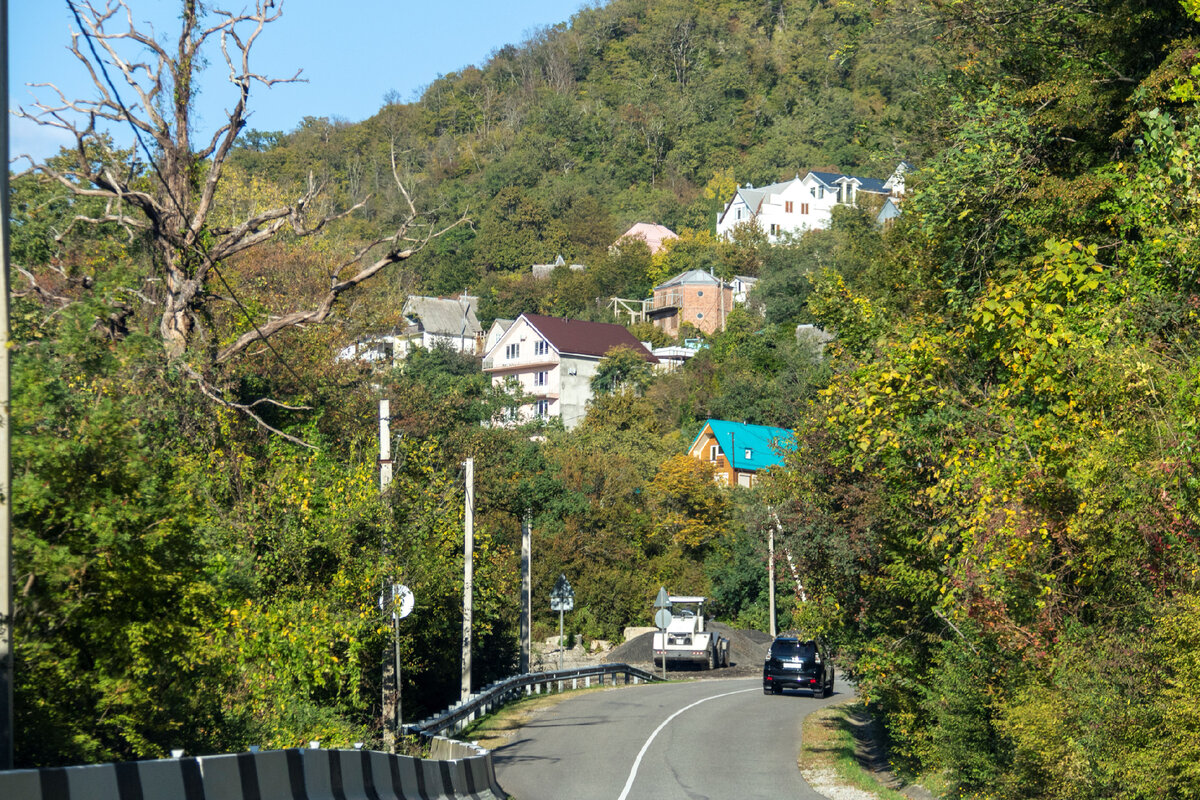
[654,608,673,629]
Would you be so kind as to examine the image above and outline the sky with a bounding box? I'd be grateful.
[10,0,592,163]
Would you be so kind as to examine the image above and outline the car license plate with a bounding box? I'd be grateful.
[784,661,803,670]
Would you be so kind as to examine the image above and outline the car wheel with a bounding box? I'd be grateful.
[828,673,835,694]
[763,685,772,695]
[813,682,825,699]
[773,684,783,695]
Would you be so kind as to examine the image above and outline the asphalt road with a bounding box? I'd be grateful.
[492,676,849,800]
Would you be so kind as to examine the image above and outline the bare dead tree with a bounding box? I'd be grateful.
[13,0,462,445]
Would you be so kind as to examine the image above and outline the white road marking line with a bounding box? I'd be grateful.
[616,686,758,800]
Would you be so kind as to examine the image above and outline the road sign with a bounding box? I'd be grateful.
[654,608,673,629]
[550,574,574,611]
[380,584,415,620]
[654,587,671,608]
[394,584,414,620]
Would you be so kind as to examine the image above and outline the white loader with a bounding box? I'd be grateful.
[652,596,729,670]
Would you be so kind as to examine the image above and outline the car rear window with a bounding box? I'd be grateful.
[771,640,816,658]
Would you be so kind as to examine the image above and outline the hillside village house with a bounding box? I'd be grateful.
[612,222,679,255]
[483,313,658,429]
[648,269,737,337]
[337,294,482,365]
[716,162,909,242]
[688,419,797,488]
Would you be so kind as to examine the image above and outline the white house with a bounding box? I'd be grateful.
[336,294,482,366]
[482,313,658,429]
[716,162,910,242]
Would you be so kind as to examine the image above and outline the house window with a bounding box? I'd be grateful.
[817,187,824,199]
[534,399,550,418]
[534,340,550,356]
[744,448,753,460]
[535,371,548,387]
[785,201,793,213]
[696,312,704,319]
[770,223,780,235]
[709,444,719,461]
[505,343,519,360]
[736,208,743,220]
[801,203,809,215]
[697,290,704,297]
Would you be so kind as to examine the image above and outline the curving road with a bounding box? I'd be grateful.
[492,676,848,800]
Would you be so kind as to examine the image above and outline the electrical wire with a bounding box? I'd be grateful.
[64,0,359,426]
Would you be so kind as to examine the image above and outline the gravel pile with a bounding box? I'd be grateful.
[607,621,773,677]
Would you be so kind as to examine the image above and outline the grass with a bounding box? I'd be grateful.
[798,701,929,800]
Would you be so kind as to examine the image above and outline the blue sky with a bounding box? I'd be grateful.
[10,0,590,163]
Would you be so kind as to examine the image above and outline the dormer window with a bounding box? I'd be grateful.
[744,448,753,460]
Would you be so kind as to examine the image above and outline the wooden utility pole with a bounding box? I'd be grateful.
[520,514,531,674]
[379,400,397,752]
[0,0,13,769]
[461,458,474,701]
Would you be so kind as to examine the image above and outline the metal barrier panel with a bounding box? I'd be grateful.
[66,763,120,800]
[0,769,41,800]
[136,758,195,800]
[196,753,247,800]
[333,749,367,800]
[300,749,335,800]
[246,750,294,800]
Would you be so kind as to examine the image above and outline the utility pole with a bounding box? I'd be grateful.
[1,0,14,769]
[461,458,474,701]
[520,514,531,673]
[379,400,397,752]
[768,512,777,638]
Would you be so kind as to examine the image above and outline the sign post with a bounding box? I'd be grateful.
[550,574,574,670]
[380,584,414,737]
[654,588,672,680]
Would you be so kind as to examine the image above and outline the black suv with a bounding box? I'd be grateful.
[762,635,834,697]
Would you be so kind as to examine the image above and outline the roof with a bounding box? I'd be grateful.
[691,419,797,472]
[726,178,798,222]
[402,295,482,337]
[522,313,658,362]
[654,269,729,291]
[808,170,890,195]
[617,223,678,255]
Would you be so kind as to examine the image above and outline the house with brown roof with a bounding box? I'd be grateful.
[483,313,658,429]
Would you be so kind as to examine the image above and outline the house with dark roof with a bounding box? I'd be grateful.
[687,419,797,488]
[483,313,658,429]
[336,294,481,366]
[716,162,909,242]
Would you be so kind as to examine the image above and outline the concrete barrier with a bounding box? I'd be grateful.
[0,738,505,800]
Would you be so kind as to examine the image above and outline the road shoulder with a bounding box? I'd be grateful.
[799,700,939,800]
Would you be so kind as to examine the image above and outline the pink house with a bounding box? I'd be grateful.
[613,223,679,256]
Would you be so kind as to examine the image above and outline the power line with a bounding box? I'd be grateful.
[64,0,348,425]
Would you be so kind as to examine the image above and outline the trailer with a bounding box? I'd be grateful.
[652,595,729,670]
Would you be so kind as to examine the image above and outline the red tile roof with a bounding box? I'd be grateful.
[523,314,658,362]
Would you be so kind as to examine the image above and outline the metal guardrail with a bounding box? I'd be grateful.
[409,663,662,738]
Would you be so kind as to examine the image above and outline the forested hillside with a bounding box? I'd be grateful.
[9,0,1200,798]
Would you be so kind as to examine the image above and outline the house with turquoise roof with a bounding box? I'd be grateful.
[687,419,797,488]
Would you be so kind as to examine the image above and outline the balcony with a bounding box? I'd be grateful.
[648,292,683,312]
[483,353,559,372]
